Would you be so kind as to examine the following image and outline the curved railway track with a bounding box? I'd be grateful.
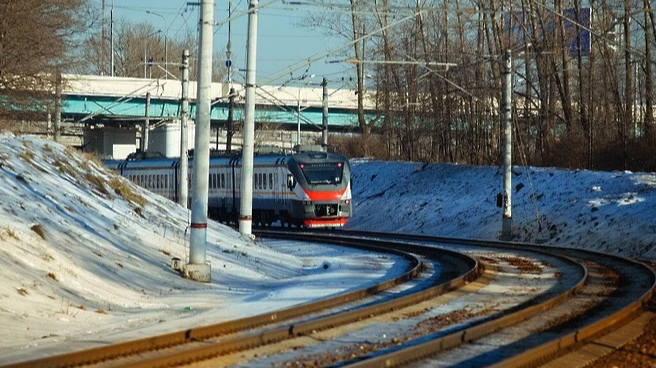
[1,231,653,368]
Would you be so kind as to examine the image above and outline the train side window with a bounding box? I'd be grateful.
[287,174,296,189]
[263,173,267,189]
[269,173,273,189]
[221,173,225,189]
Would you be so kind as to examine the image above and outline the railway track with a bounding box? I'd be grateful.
[1,231,653,368]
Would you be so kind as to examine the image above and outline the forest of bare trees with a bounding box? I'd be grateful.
[320,0,656,172]
[1,1,655,171]
[76,16,226,81]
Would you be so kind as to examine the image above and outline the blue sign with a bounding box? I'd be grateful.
[505,8,591,57]
[225,60,232,68]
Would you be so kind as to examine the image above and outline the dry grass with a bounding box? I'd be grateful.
[31,224,46,240]
[85,172,111,197]
[53,159,76,177]
[109,177,146,207]
[77,150,103,172]
[18,150,34,162]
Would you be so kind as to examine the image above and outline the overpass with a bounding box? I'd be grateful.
[59,74,374,159]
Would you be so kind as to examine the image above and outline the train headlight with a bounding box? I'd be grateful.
[303,200,312,206]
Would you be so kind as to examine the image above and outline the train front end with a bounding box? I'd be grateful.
[288,151,352,228]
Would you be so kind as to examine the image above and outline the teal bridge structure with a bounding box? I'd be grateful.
[62,74,374,134]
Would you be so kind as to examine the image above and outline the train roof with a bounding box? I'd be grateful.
[103,150,349,169]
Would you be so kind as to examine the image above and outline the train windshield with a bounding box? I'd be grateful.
[299,162,344,185]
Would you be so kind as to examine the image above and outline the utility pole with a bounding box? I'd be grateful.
[144,92,150,152]
[179,49,190,208]
[110,2,114,76]
[227,87,235,153]
[186,0,213,283]
[54,72,61,143]
[102,0,105,75]
[239,0,259,237]
[321,77,328,150]
[296,90,301,146]
[501,50,513,240]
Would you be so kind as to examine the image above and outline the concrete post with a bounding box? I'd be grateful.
[144,92,150,152]
[186,0,214,283]
[179,49,190,209]
[501,50,513,240]
[239,0,259,236]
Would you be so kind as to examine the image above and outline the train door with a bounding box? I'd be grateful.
[278,160,287,206]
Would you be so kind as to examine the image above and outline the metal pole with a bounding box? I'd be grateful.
[501,49,513,240]
[54,73,61,143]
[110,3,114,76]
[322,77,328,150]
[179,49,190,208]
[164,35,168,80]
[239,0,259,236]
[146,11,167,80]
[227,87,235,153]
[187,0,213,282]
[227,0,232,85]
[144,92,150,152]
[296,89,301,146]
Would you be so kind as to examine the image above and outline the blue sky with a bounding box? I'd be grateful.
[92,0,359,87]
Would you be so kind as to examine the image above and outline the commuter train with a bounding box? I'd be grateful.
[105,148,352,228]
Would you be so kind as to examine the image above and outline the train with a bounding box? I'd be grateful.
[104,147,352,228]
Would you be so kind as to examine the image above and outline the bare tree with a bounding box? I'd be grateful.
[0,0,92,122]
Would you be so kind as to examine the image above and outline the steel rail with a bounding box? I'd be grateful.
[101,234,480,368]
[315,230,655,368]
[0,234,473,368]
[487,248,656,368]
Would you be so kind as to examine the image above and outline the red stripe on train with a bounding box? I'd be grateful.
[190,223,208,229]
[304,188,347,201]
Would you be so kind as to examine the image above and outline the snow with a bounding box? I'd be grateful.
[0,134,655,364]
[347,158,656,259]
[0,134,406,363]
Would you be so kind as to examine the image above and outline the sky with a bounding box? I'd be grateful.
[92,0,358,86]
[1,133,655,365]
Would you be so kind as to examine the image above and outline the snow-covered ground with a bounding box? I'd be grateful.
[0,134,655,364]
[0,134,405,363]
[347,159,656,260]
